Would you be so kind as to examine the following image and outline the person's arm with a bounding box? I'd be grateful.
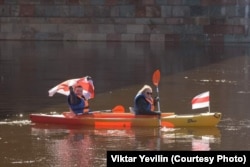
[68,86,81,105]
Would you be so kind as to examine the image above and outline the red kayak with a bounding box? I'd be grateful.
[30,111,175,128]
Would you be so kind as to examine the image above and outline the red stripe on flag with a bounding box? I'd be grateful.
[58,84,69,91]
[192,96,209,104]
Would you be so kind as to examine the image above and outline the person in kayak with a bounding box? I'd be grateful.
[68,85,91,115]
[133,85,160,115]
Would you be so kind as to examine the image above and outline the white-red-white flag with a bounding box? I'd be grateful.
[192,91,209,109]
[48,76,94,100]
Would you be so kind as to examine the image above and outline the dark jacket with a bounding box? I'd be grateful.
[134,94,159,115]
[67,86,89,115]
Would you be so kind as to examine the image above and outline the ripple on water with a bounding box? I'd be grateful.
[219,117,250,130]
[0,120,31,125]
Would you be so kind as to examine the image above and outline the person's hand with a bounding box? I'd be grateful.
[154,96,160,102]
[86,76,92,80]
[153,96,159,106]
[69,86,73,92]
[155,111,161,115]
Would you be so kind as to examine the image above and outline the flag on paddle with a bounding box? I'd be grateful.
[191,91,210,110]
[48,76,94,100]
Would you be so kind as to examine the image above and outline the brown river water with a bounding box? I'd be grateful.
[0,41,250,166]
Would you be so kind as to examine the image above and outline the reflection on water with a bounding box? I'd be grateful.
[1,41,250,166]
[161,127,221,151]
[0,120,223,166]
[29,124,221,166]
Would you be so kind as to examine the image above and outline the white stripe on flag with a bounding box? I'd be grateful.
[192,101,210,109]
[192,91,210,109]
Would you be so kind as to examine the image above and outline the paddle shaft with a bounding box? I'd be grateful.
[156,86,161,112]
[155,86,161,127]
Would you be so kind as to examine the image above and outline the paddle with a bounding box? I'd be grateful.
[100,105,125,113]
[152,69,161,127]
[152,69,162,149]
[152,69,161,112]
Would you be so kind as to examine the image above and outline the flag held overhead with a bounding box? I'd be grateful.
[48,76,95,100]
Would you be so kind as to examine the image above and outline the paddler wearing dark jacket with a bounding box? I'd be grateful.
[68,85,90,115]
[134,85,160,115]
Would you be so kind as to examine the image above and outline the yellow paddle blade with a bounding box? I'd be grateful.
[152,69,160,86]
[112,105,125,113]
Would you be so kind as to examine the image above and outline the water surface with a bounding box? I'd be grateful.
[0,41,250,166]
